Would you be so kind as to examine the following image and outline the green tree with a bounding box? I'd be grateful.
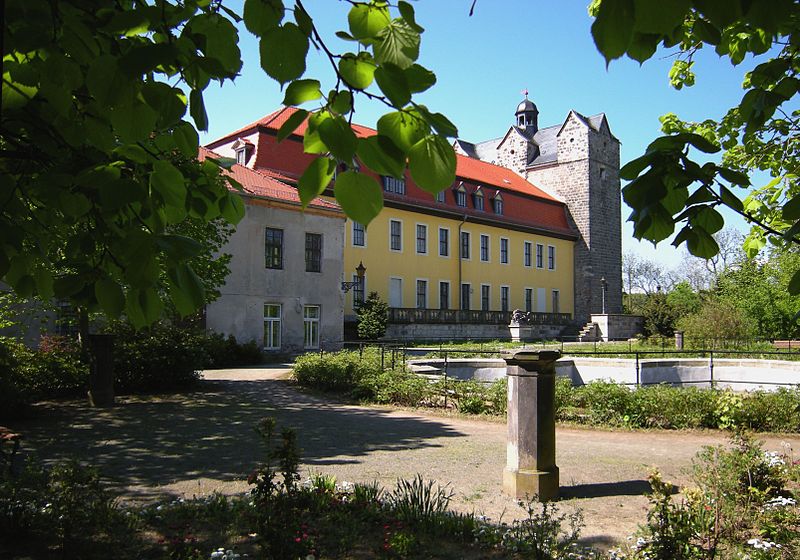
[2,0,457,328]
[589,0,800,291]
[640,291,677,338]
[666,281,702,320]
[716,249,800,339]
[356,291,389,340]
[676,298,756,345]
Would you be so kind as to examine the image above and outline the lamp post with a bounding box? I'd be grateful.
[600,276,608,314]
[341,261,366,293]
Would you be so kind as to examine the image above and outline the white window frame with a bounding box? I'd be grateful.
[352,221,366,247]
[416,223,428,255]
[383,175,406,194]
[551,290,560,313]
[352,274,366,309]
[455,185,467,207]
[524,241,532,268]
[500,237,509,265]
[438,227,450,257]
[548,245,556,271]
[461,230,471,260]
[500,285,510,312]
[263,304,282,350]
[480,234,490,262]
[524,287,534,313]
[303,305,321,349]
[536,243,544,269]
[461,282,471,311]
[389,219,403,252]
[235,147,246,165]
[480,283,491,311]
[416,278,428,309]
[439,280,450,310]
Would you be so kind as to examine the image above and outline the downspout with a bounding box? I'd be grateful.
[458,215,468,308]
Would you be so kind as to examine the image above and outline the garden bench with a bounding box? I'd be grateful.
[773,340,800,350]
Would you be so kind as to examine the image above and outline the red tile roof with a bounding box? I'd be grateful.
[209,107,558,202]
[198,147,340,212]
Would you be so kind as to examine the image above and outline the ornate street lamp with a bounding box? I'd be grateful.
[341,261,366,292]
[600,276,608,314]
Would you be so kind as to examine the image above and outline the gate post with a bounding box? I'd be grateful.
[502,349,561,501]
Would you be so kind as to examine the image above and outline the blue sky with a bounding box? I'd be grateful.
[201,0,758,269]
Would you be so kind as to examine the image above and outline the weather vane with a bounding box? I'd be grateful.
[521,88,529,98]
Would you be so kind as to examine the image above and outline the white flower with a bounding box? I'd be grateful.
[764,496,796,509]
[763,451,785,468]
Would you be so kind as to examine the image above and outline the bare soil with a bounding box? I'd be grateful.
[10,366,800,548]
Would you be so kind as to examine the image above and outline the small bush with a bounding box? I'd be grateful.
[293,348,383,392]
[202,332,264,368]
[356,291,388,340]
[108,322,204,393]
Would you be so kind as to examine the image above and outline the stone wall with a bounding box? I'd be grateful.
[591,314,644,340]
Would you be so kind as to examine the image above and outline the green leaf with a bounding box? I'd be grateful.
[626,32,659,63]
[348,2,391,41]
[377,110,428,152]
[408,135,457,193]
[173,122,200,158]
[282,79,322,105]
[683,133,720,154]
[693,0,741,28]
[620,154,656,181]
[298,157,336,207]
[415,105,458,138]
[719,185,745,212]
[243,0,284,36]
[783,194,800,220]
[338,53,377,90]
[190,89,208,131]
[86,55,131,107]
[716,166,750,187]
[692,18,721,45]
[168,263,205,316]
[105,10,151,36]
[357,136,405,178]
[110,101,158,143]
[373,19,420,69]
[277,108,308,141]
[126,288,163,327]
[334,171,383,226]
[789,269,800,296]
[691,206,724,234]
[398,1,424,32]
[632,0,689,34]
[404,64,436,93]
[330,90,353,115]
[317,113,358,162]
[294,2,313,36]
[374,62,411,107]
[260,23,308,84]
[150,160,187,208]
[95,278,125,317]
[35,268,54,301]
[189,13,242,75]
[591,0,635,64]
[219,192,245,224]
[157,234,203,261]
[686,228,719,258]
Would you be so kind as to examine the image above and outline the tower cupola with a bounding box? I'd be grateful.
[515,90,539,133]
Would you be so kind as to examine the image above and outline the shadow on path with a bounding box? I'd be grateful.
[561,479,678,499]
[11,378,466,491]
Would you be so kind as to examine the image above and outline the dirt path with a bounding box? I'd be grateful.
[10,367,800,548]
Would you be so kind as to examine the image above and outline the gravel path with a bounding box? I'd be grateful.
[11,366,800,547]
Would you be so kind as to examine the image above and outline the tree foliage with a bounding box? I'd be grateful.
[590,0,800,292]
[2,0,456,327]
[356,291,389,340]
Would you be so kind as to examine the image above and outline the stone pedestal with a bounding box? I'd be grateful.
[502,349,560,501]
[88,334,115,407]
[508,325,533,342]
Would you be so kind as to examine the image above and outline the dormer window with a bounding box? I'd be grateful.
[493,192,504,215]
[435,190,446,203]
[455,184,467,207]
[473,188,484,211]
[383,175,405,195]
[231,138,253,165]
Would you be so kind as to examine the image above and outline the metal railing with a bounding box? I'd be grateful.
[387,308,572,325]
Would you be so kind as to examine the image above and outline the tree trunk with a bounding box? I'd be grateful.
[78,308,115,407]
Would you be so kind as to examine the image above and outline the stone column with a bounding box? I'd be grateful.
[502,349,560,501]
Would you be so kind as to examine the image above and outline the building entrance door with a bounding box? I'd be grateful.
[389,278,402,308]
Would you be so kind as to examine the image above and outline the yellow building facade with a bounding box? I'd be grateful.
[342,205,574,317]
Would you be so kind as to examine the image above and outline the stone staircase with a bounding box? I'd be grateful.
[577,322,600,342]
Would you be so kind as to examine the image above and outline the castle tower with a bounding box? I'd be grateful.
[525,110,622,324]
[515,94,539,132]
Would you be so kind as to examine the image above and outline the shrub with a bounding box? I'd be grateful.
[354,369,435,406]
[203,332,264,368]
[107,322,204,393]
[571,380,633,425]
[677,299,757,347]
[356,291,388,340]
[736,387,800,433]
[293,348,383,392]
